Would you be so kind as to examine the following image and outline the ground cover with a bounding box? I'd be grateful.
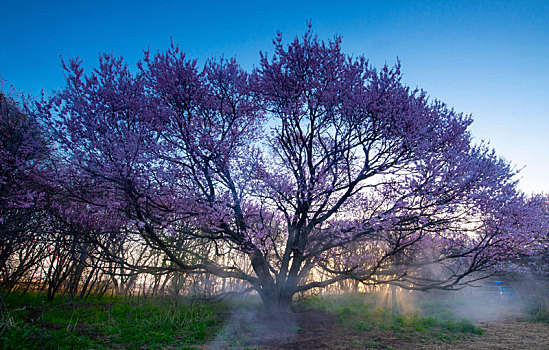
[209,293,485,349]
[0,293,222,349]
[1,291,548,349]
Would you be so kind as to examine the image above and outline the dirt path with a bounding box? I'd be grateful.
[431,321,549,350]
[205,311,549,349]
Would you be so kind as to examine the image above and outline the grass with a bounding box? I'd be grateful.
[525,302,549,323]
[293,292,484,341]
[530,310,549,323]
[0,293,223,349]
[0,290,499,349]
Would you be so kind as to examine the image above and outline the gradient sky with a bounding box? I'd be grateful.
[1,0,547,194]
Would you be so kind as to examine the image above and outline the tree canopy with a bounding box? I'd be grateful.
[30,29,548,309]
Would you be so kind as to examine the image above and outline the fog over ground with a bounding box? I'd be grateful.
[205,276,547,348]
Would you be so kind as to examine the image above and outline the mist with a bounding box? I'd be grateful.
[208,295,299,349]
[373,275,546,325]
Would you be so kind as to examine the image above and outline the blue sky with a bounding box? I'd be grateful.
[1,0,548,193]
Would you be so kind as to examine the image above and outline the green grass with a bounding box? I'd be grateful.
[293,292,484,341]
[0,293,223,349]
[525,303,549,323]
[530,310,549,323]
[0,291,491,349]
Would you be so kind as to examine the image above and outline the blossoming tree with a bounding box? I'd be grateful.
[0,90,52,290]
[40,29,547,309]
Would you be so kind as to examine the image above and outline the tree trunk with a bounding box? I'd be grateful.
[257,283,294,311]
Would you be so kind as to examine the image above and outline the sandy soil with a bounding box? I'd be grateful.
[204,310,549,350]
